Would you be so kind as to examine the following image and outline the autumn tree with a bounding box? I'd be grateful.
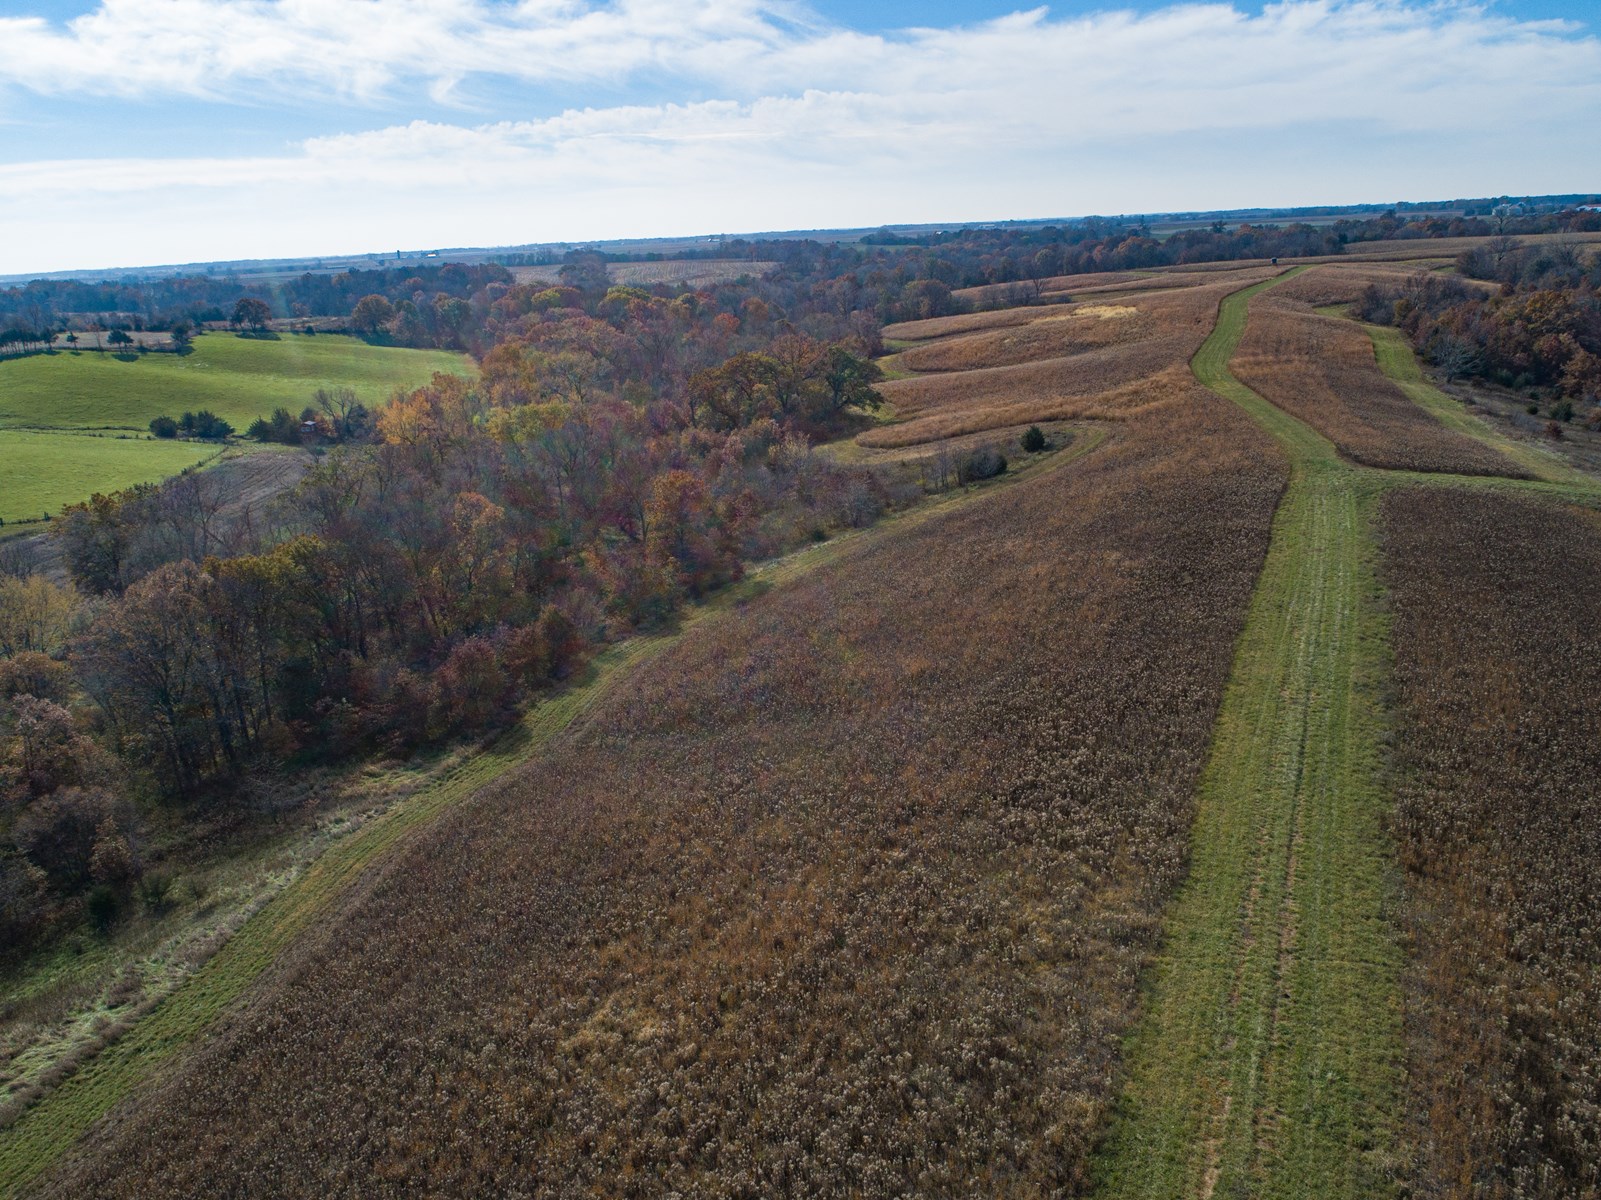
[74,561,241,794]
[314,386,369,442]
[0,574,79,656]
[57,492,140,594]
[350,294,395,338]
[231,297,272,334]
[645,470,739,597]
[816,345,885,418]
[688,353,781,430]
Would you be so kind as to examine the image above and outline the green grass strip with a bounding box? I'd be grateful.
[1095,271,1405,1199]
[0,427,1107,1199]
[1361,322,1591,487]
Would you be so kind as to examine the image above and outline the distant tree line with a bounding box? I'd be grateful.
[7,205,1599,351]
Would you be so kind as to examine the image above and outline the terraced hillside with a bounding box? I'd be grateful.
[8,243,1601,1199]
[872,267,1277,448]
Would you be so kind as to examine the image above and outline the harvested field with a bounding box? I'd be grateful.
[39,390,1287,1199]
[864,360,1197,448]
[819,418,1086,470]
[890,305,1063,342]
[1164,233,1601,274]
[897,304,1151,373]
[951,271,1146,306]
[884,306,1065,342]
[1232,292,1528,476]
[950,266,1282,310]
[1380,488,1601,1200]
[1048,267,1280,299]
[1338,231,1601,261]
[885,268,1276,343]
[869,279,1248,448]
[1267,264,1492,308]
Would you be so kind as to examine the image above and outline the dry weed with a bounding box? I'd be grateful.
[1381,489,1601,1200]
[1232,292,1527,476]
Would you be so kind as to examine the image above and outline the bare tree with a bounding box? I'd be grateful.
[314,387,363,441]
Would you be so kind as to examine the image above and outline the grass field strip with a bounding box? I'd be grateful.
[0,427,1107,1199]
[1360,321,1595,487]
[1096,272,1403,1198]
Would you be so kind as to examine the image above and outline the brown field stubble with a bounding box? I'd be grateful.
[869,280,1252,449]
[1265,264,1491,308]
[950,265,1284,310]
[1381,489,1601,1200]
[1232,293,1528,477]
[896,306,1151,373]
[1339,232,1601,261]
[884,305,1065,342]
[887,268,1277,342]
[40,389,1286,1199]
[949,270,1146,305]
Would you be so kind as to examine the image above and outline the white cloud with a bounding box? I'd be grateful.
[0,0,813,102]
[0,1,1597,273]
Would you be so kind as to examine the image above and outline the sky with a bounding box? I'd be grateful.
[0,0,1597,276]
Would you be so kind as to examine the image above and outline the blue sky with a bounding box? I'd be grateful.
[0,0,1597,275]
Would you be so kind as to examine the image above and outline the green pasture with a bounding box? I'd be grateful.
[0,334,469,521]
[0,334,469,434]
[0,431,221,525]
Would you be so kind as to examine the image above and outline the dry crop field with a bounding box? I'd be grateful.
[37,385,1286,1197]
[1380,488,1601,1200]
[1231,290,1527,476]
[950,264,1283,309]
[1338,232,1601,263]
[870,272,1273,449]
[895,304,1152,373]
[885,306,1071,342]
[1263,263,1493,308]
[950,270,1144,307]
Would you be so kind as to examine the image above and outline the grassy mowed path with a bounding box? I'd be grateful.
[0,429,1106,1199]
[1361,322,1591,487]
[1098,275,1601,1199]
[1096,273,1404,1198]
